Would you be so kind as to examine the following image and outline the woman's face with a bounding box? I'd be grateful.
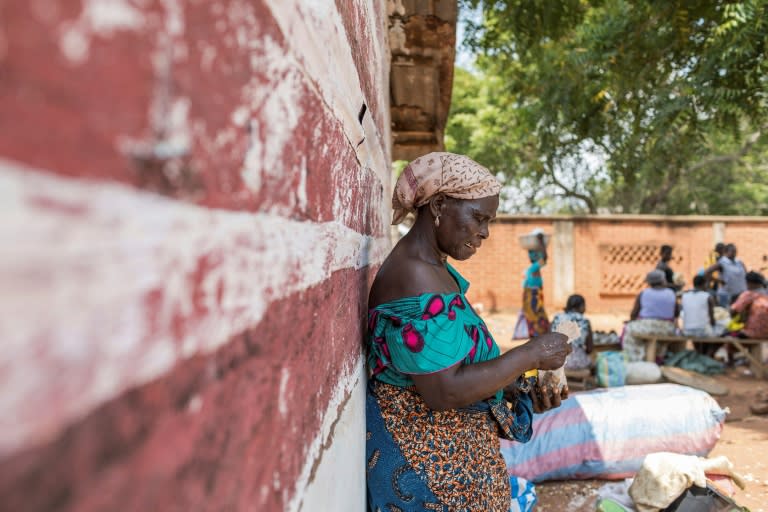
[436,195,499,261]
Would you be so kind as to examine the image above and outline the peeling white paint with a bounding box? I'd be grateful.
[240,0,391,232]
[296,156,308,212]
[59,25,90,64]
[85,0,145,34]
[0,160,389,456]
[159,0,184,36]
[56,0,186,67]
[278,368,290,417]
[58,0,146,64]
[264,0,390,187]
[240,35,303,196]
[118,96,191,160]
[187,395,203,414]
[231,106,249,127]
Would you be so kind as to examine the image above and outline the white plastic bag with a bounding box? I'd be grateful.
[625,361,662,384]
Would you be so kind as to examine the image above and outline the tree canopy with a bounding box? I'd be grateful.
[449,0,768,214]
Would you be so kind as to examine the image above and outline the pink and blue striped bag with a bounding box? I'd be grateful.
[501,383,726,482]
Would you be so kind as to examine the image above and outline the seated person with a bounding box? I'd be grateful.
[681,274,716,337]
[623,270,679,362]
[551,294,593,370]
[730,271,768,339]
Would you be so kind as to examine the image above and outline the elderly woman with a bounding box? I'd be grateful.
[366,153,571,511]
[622,269,679,362]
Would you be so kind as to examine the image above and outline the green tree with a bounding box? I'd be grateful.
[451,0,768,214]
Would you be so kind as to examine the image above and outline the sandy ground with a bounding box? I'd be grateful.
[484,311,768,511]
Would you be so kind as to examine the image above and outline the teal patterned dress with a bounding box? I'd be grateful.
[365,264,533,511]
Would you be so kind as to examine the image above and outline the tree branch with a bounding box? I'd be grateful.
[686,128,764,173]
[640,126,765,211]
[546,168,597,213]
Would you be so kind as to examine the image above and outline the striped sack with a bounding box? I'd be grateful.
[501,383,726,482]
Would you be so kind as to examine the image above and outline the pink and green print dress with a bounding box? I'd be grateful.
[365,264,534,512]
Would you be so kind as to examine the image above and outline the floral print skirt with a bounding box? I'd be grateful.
[622,318,676,362]
[366,381,512,512]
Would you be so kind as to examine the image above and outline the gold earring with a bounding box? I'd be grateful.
[434,215,440,227]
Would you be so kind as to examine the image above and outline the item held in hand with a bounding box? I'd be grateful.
[538,320,581,391]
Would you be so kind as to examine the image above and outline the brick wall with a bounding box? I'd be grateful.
[453,215,768,317]
[0,1,390,511]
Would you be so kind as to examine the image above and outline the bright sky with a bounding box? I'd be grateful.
[454,6,479,71]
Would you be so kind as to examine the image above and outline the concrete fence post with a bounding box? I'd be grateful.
[552,220,575,309]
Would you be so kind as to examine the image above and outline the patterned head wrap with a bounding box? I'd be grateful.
[391,152,502,225]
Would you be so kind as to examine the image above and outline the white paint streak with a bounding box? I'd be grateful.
[117,96,191,160]
[239,34,303,195]
[296,156,308,212]
[278,368,290,417]
[0,161,389,456]
[159,0,184,37]
[289,357,366,512]
[186,395,203,414]
[58,0,146,64]
[86,0,145,34]
[230,106,249,127]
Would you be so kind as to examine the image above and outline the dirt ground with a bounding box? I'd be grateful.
[484,311,768,512]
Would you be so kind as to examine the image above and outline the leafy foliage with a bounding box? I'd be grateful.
[450,0,768,214]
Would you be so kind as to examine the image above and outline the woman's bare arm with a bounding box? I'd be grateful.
[411,333,569,410]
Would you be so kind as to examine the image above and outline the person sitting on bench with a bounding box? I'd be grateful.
[623,270,679,362]
[682,274,716,338]
[682,274,717,356]
[551,294,593,371]
[730,272,768,339]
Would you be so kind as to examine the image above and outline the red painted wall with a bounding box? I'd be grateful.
[0,1,390,511]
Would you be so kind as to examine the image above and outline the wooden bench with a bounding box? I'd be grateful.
[633,334,767,379]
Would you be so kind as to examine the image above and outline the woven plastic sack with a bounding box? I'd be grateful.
[625,361,662,384]
[596,351,627,387]
[501,384,727,482]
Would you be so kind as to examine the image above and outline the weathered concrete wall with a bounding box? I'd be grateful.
[0,1,390,511]
[453,215,768,316]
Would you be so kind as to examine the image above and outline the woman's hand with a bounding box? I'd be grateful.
[531,383,569,413]
[524,332,571,370]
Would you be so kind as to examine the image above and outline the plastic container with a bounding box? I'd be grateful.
[518,233,550,250]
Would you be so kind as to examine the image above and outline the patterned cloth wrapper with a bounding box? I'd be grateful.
[515,287,550,338]
[391,152,502,224]
[510,476,538,512]
[367,264,534,511]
